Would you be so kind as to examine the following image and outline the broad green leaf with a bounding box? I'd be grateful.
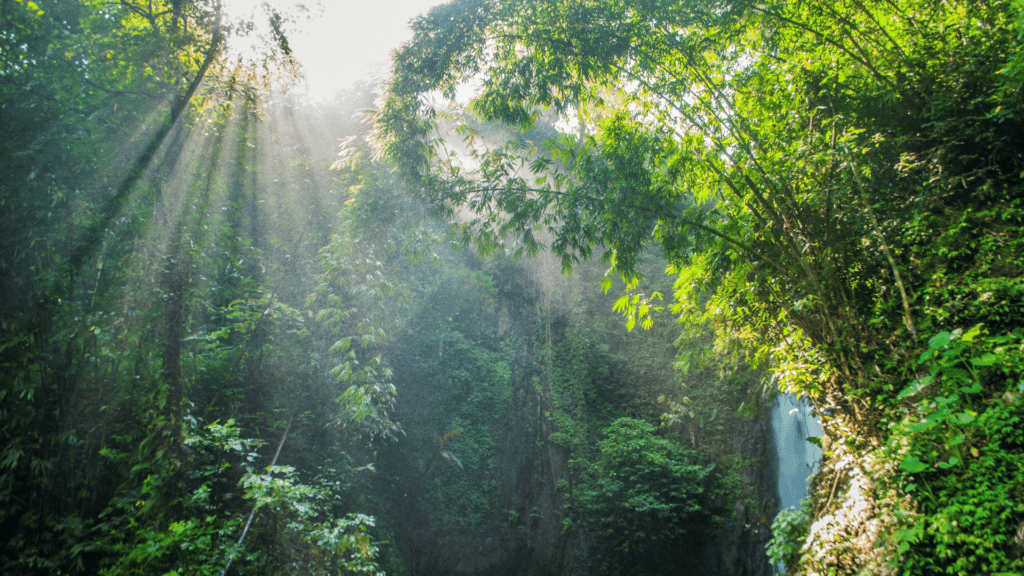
[899,456,929,474]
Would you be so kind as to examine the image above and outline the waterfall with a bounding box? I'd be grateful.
[771,393,823,511]
[769,393,823,575]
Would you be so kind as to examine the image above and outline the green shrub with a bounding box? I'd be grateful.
[573,417,712,575]
[767,498,812,571]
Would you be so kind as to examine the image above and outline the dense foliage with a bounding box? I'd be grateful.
[4,2,741,571]
[375,0,1024,572]
[0,1,390,573]
[10,0,1021,573]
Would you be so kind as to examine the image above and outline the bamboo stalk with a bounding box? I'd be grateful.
[844,153,917,339]
[221,416,292,576]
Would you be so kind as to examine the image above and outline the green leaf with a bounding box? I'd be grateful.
[961,324,983,343]
[952,412,976,425]
[971,353,999,366]
[927,331,952,352]
[960,381,983,394]
[899,456,929,474]
[898,376,932,399]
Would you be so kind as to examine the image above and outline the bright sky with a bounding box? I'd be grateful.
[225,0,446,101]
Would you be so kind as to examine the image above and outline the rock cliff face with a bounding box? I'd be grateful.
[698,411,778,576]
[376,261,777,576]
[479,262,578,576]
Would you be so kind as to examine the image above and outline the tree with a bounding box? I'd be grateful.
[377,0,1022,401]
[0,0,300,317]
[572,418,710,575]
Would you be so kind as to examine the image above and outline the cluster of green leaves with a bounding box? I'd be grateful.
[307,236,403,443]
[766,497,812,572]
[99,419,384,576]
[660,362,774,528]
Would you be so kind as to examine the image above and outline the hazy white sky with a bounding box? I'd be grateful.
[226,0,446,100]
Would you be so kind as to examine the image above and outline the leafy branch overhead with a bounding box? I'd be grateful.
[379,0,1024,402]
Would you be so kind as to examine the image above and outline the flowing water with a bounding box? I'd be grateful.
[772,393,824,511]
[770,393,823,574]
